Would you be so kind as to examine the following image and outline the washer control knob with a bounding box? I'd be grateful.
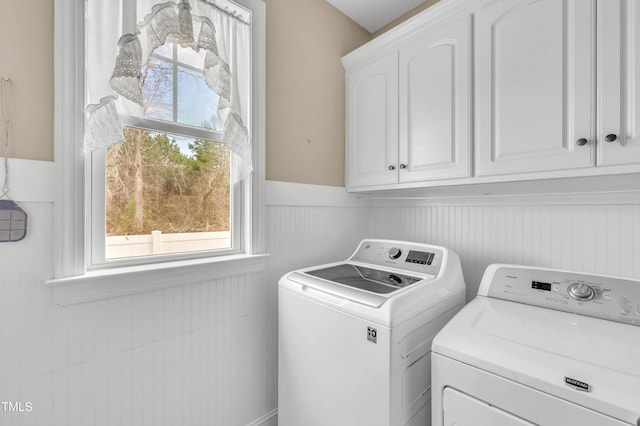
[568,282,595,301]
[388,247,402,259]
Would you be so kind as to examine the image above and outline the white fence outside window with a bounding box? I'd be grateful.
[106,231,231,259]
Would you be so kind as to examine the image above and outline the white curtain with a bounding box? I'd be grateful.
[85,0,252,180]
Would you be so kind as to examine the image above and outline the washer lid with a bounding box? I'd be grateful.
[305,264,422,294]
[433,297,640,425]
[286,262,430,308]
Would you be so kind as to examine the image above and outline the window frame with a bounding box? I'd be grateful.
[51,0,266,293]
[141,41,225,129]
[90,123,242,268]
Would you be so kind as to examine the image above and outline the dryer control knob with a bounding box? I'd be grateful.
[568,282,595,301]
[388,247,402,259]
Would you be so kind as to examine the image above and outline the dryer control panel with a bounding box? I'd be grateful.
[350,240,444,276]
[483,265,640,326]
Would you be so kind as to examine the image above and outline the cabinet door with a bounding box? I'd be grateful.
[398,16,472,183]
[475,0,595,177]
[346,53,399,188]
[598,0,640,166]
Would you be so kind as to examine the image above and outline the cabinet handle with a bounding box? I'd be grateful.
[388,165,396,171]
[576,138,589,147]
[604,133,618,143]
[399,163,407,169]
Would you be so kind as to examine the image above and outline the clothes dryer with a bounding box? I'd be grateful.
[432,264,640,426]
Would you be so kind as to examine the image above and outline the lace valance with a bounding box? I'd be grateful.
[85,0,252,181]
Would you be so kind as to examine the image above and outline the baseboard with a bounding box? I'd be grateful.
[247,408,277,426]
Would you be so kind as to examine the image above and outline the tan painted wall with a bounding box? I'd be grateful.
[0,0,54,161]
[263,0,441,187]
[265,0,370,186]
[2,0,432,185]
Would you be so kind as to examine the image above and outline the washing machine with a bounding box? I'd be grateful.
[278,239,466,426]
[432,264,640,426]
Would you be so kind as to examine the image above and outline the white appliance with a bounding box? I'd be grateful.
[432,264,640,426]
[278,239,465,426]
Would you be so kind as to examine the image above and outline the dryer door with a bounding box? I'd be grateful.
[433,354,632,426]
[443,388,533,425]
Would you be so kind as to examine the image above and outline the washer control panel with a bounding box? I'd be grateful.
[350,240,444,275]
[486,266,640,326]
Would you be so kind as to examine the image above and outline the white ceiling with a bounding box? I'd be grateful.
[326,0,427,33]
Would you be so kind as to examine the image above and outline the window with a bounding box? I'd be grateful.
[87,0,254,268]
[103,127,233,260]
[52,0,265,285]
[96,38,237,264]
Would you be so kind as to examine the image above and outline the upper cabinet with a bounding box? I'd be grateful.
[476,0,640,176]
[399,16,472,183]
[345,14,472,190]
[346,52,399,188]
[597,0,640,166]
[343,0,640,192]
[474,0,595,176]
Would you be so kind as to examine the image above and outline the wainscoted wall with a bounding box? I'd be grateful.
[52,273,275,426]
[0,169,371,426]
[0,200,55,425]
[0,164,281,425]
[265,181,371,285]
[369,193,640,301]
[3,264,278,426]
[266,182,640,302]
[2,166,639,425]
[0,159,55,425]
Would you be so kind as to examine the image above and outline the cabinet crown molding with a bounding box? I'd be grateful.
[342,0,483,70]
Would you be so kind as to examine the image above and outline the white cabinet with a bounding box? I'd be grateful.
[475,0,594,176]
[475,0,640,177]
[399,16,472,183]
[345,16,472,190]
[346,53,398,188]
[597,0,640,167]
[343,0,640,192]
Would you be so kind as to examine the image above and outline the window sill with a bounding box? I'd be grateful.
[45,253,271,306]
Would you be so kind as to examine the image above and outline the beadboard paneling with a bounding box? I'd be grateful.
[0,202,55,426]
[52,272,275,426]
[265,180,372,287]
[267,205,371,282]
[0,158,55,202]
[370,202,640,301]
[1,179,371,426]
[2,174,638,425]
[1,202,279,425]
